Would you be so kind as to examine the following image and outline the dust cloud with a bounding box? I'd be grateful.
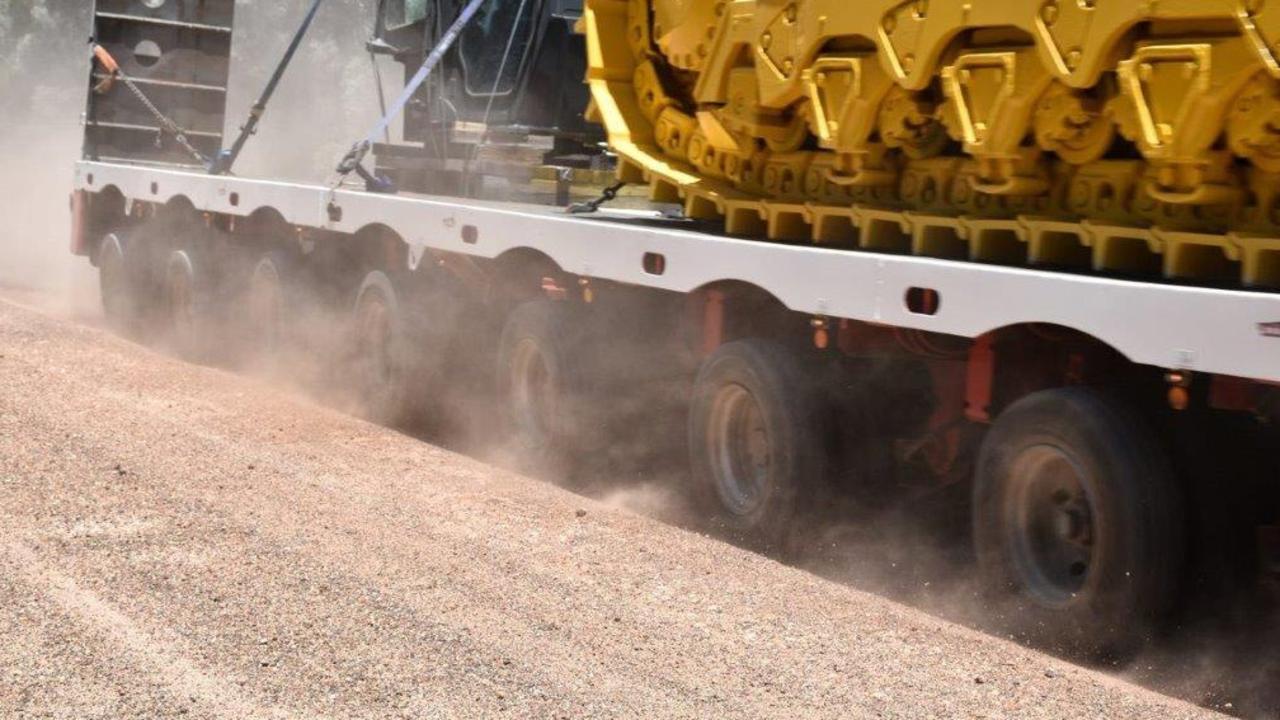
[2,2,1277,718]
[0,0,382,314]
[0,2,97,315]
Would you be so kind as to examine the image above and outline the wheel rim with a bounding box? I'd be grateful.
[509,338,555,447]
[355,290,394,392]
[247,260,283,355]
[166,253,196,347]
[1006,444,1097,607]
[707,383,772,517]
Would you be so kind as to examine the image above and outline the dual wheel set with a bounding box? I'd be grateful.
[98,230,293,362]
[691,341,1182,656]
[98,229,1185,657]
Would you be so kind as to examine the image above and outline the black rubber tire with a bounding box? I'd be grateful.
[159,247,217,361]
[98,232,139,333]
[972,387,1184,658]
[349,270,413,425]
[495,300,595,465]
[236,250,301,369]
[688,339,827,549]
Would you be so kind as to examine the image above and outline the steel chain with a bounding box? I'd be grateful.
[114,69,210,165]
[568,182,626,215]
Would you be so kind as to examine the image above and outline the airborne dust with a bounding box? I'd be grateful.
[0,1,382,309]
[0,2,95,314]
[1,2,1278,717]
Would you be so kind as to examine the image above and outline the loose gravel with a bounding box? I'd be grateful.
[0,298,1222,719]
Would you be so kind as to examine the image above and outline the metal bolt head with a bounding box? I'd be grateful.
[1041,2,1059,25]
[1068,179,1090,206]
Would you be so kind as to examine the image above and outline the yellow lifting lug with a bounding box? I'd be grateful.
[1115,39,1260,203]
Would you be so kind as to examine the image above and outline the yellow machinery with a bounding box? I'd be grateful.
[581,0,1280,288]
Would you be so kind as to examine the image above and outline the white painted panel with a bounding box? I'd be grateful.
[77,161,1280,383]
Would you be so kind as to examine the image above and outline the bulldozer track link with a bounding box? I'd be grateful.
[582,0,1280,290]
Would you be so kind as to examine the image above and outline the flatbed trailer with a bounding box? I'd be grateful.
[70,0,1280,661]
[71,161,1280,383]
[70,156,1280,657]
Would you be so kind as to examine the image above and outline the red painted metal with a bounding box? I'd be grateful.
[1209,375,1263,413]
[965,333,996,423]
[920,359,968,477]
[836,318,897,354]
[702,290,725,356]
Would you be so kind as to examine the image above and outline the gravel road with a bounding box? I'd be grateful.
[0,296,1224,719]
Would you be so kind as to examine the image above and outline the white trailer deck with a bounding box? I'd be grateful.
[74,160,1280,385]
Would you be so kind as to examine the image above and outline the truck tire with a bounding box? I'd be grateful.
[688,339,827,549]
[350,270,412,425]
[160,247,217,361]
[239,251,299,369]
[495,300,594,465]
[973,387,1184,657]
[98,232,140,333]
